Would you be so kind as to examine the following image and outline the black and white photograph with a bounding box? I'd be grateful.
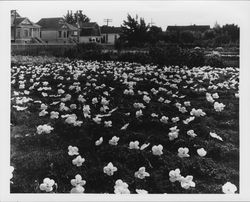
[1,0,250,201]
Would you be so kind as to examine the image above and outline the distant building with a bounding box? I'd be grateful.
[11,10,41,43]
[36,17,79,44]
[78,22,102,43]
[100,26,122,44]
[167,25,210,33]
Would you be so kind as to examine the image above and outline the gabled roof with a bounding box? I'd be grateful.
[37,17,78,31]
[80,28,101,36]
[12,17,41,28]
[78,22,98,28]
[100,26,122,34]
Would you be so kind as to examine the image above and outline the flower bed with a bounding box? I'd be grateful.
[10,60,239,194]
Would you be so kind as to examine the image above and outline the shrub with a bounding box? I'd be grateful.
[149,42,182,66]
[205,53,224,68]
[182,49,205,67]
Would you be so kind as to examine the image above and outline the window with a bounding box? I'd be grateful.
[74,31,78,36]
[29,28,32,37]
[67,31,69,38]
[58,31,62,38]
[63,31,66,38]
[17,30,21,38]
[24,30,28,37]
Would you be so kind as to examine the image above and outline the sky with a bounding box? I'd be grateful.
[7,1,245,30]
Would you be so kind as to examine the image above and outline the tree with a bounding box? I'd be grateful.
[64,10,90,25]
[121,14,150,47]
[148,26,162,43]
[221,24,239,42]
[179,31,195,44]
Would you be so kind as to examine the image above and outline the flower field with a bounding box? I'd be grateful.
[10,60,239,193]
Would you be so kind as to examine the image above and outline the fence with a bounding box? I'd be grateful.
[11,44,76,56]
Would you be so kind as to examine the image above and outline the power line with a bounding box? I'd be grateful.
[104,18,112,26]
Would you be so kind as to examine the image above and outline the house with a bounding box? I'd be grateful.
[100,26,121,44]
[78,22,102,43]
[167,25,210,33]
[11,10,41,43]
[36,18,79,44]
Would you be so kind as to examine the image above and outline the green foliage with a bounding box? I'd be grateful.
[121,14,150,47]
[205,54,224,68]
[64,10,90,24]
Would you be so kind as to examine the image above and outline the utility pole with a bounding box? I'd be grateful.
[104,18,112,26]
[103,18,112,43]
[149,18,155,27]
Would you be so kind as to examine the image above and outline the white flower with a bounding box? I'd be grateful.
[39,110,48,117]
[104,121,112,127]
[71,174,86,187]
[180,175,195,189]
[212,93,219,99]
[210,132,223,141]
[70,104,77,110]
[136,189,148,194]
[190,108,206,117]
[133,103,145,109]
[197,148,207,157]
[206,93,215,103]
[152,145,163,156]
[39,178,55,192]
[58,89,65,94]
[183,116,195,124]
[70,185,85,193]
[168,126,179,141]
[214,102,225,112]
[109,136,119,146]
[93,116,102,124]
[160,116,169,124]
[72,155,85,167]
[92,97,98,105]
[36,124,54,135]
[178,147,190,158]
[41,103,48,110]
[83,105,91,118]
[158,97,164,102]
[143,95,151,103]
[95,137,103,146]
[184,101,191,106]
[114,179,130,194]
[78,95,86,103]
[169,168,182,182]
[50,111,59,119]
[151,113,158,118]
[68,146,79,156]
[134,167,150,179]
[187,130,197,138]
[136,110,143,118]
[129,141,140,150]
[222,182,237,194]
[171,117,180,123]
[103,162,118,176]
[101,97,110,106]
